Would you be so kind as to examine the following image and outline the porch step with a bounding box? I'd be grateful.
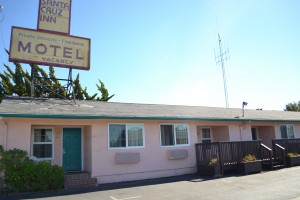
[64,172,97,190]
[273,164,285,170]
[262,160,286,171]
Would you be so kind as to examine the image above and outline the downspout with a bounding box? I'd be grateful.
[0,117,8,150]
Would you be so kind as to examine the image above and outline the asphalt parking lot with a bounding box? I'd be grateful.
[2,166,300,200]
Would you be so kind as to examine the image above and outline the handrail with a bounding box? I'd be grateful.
[275,143,285,150]
[261,143,272,151]
[273,143,286,167]
[260,143,273,169]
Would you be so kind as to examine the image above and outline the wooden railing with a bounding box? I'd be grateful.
[272,143,286,167]
[260,143,273,169]
[273,139,300,154]
[195,140,262,174]
[271,138,300,167]
[195,142,220,173]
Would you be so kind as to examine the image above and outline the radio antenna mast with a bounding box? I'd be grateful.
[215,33,230,108]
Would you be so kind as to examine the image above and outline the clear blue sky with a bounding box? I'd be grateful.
[0,0,299,110]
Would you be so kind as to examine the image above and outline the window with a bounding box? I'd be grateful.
[160,124,189,146]
[201,128,212,143]
[32,128,53,159]
[109,124,144,148]
[280,125,295,139]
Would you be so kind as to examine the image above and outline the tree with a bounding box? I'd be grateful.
[0,61,114,103]
[96,79,115,101]
[13,62,27,96]
[0,83,4,103]
[285,101,300,112]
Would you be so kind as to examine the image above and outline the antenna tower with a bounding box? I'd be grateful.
[215,34,229,108]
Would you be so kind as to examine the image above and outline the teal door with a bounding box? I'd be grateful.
[63,128,82,171]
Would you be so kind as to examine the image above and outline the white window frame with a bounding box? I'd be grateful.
[280,124,295,139]
[108,123,145,149]
[201,127,212,143]
[31,127,54,160]
[160,124,190,147]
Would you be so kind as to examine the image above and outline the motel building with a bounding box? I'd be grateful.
[0,97,300,188]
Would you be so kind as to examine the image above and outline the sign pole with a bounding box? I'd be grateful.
[30,64,35,100]
[67,68,76,104]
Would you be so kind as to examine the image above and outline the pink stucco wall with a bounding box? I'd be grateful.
[1,117,300,184]
[212,126,230,142]
[91,120,198,183]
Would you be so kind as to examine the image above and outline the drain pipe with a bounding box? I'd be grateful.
[0,117,8,150]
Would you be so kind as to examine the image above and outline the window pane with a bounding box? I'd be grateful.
[33,144,52,158]
[175,125,188,145]
[280,125,288,139]
[287,125,295,139]
[161,125,174,146]
[34,129,41,142]
[34,129,52,142]
[109,124,126,148]
[128,125,143,147]
[202,128,211,139]
[45,129,52,142]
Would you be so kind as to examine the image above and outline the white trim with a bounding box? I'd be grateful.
[159,123,190,147]
[31,126,54,160]
[108,123,145,149]
[62,127,83,171]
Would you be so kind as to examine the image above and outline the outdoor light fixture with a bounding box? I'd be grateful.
[242,101,248,117]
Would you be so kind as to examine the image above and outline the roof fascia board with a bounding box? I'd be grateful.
[1,113,300,123]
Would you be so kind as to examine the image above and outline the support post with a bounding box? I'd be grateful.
[30,64,35,100]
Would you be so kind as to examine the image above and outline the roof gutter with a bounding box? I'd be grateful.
[0,117,8,150]
[1,113,300,123]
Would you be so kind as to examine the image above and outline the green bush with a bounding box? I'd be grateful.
[0,145,64,193]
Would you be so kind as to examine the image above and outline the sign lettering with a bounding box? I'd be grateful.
[9,27,90,70]
[38,0,71,34]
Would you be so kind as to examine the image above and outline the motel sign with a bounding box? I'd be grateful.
[9,0,91,70]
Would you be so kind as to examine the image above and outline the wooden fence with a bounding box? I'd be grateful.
[196,139,300,175]
[273,138,300,154]
[195,140,263,174]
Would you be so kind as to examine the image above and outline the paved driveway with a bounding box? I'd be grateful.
[2,166,300,200]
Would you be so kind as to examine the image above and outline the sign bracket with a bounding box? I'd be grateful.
[30,65,76,104]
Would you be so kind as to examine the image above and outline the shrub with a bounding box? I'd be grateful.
[287,152,300,157]
[241,154,257,162]
[208,158,219,166]
[0,145,64,193]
